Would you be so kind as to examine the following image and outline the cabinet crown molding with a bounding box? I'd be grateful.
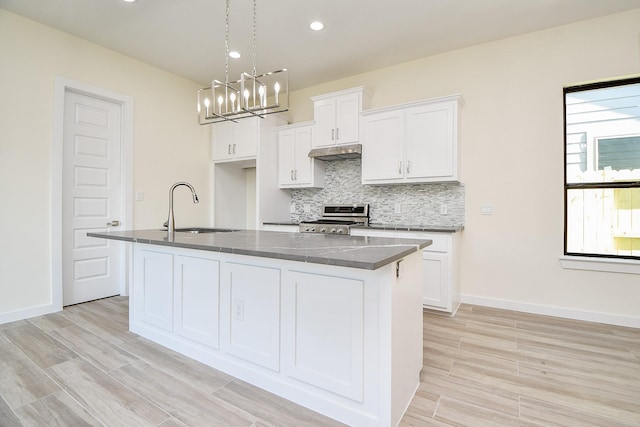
[362,94,464,116]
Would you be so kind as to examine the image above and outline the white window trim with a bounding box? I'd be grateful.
[559,255,640,275]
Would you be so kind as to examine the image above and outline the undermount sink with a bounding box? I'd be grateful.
[172,227,239,234]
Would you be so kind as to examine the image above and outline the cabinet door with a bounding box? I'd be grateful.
[283,271,364,401]
[221,263,281,371]
[334,92,360,145]
[422,251,450,310]
[174,255,220,349]
[292,126,313,185]
[313,98,336,148]
[233,117,258,159]
[405,103,454,180]
[278,129,296,186]
[133,247,174,331]
[361,110,404,183]
[211,121,234,161]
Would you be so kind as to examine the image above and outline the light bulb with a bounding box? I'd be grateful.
[274,82,280,105]
[229,92,236,112]
[244,89,250,108]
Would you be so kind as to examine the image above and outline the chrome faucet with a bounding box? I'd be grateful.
[165,182,199,233]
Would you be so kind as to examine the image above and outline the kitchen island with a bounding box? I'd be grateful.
[88,229,431,427]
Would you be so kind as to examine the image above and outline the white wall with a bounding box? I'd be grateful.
[0,10,210,318]
[285,9,640,323]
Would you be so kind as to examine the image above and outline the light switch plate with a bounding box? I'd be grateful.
[481,204,494,215]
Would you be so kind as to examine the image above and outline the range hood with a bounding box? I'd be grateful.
[308,144,362,160]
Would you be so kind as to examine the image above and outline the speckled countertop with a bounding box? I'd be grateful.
[262,221,463,233]
[88,229,431,270]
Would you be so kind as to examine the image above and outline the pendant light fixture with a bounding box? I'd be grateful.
[197,0,288,124]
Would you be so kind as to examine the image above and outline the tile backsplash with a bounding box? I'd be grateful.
[290,159,465,226]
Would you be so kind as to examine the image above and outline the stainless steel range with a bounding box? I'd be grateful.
[299,204,369,235]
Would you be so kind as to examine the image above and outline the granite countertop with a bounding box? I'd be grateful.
[262,221,463,233]
[358,224,464,233]
[88,229,431,270]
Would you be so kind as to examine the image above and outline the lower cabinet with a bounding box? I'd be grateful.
[283,272,364,401]
[174,254,220,348]
[221,262,281,371]
[350,228,461,314]
[133,247,175,332]
[130,243,422,426]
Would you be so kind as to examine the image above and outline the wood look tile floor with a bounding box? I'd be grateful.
[0,298,638,426]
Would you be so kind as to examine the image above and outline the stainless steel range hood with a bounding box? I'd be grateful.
[308,143,362,160]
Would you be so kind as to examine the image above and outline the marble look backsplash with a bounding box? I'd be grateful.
[290,159,465,226]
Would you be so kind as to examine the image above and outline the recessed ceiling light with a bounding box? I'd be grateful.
[122,0,136,3]
[229,51,242,59]
[310,21,324,31]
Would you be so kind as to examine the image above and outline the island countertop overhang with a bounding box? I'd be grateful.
[88,229,431,270]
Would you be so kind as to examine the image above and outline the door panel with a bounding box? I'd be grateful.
[63,91,122,305]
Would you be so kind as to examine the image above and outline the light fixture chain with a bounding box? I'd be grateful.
[224,0,230,84]
[252,0,257,77]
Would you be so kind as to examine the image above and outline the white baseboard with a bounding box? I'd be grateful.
[461,294,640,329]
[0,303,60,325]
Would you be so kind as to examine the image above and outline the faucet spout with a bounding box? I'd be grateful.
[167,182,199,233]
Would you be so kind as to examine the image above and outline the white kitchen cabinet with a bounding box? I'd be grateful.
[133,246,222,345]
[221,262,281,371]
[129,242,424,427]
[311,87,370,148]
[283,271,364,401]
[361,95,462,184]
[211,117,259,162]
[132,246,174,331]
[211,114,290,230]
[350,228,461,314]
[174,254,220,349]
[278,123,324,188]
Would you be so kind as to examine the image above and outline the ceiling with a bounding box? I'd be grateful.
[2,0,640,91]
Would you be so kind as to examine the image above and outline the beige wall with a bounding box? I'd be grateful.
[0,10,210,315]
[2,7,639,323]
[286,9,640,321]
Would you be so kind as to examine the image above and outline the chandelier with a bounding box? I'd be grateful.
[197,0,288,124]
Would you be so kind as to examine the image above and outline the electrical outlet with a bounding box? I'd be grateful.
[304,204,311,213]
[440,205,448,215]
[481,204,494,215]
[233,299,244,321]
[135,191,144,201]
[290,202,296,213]
[394,203,402,214]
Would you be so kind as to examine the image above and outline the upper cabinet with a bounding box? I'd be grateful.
[278,122,324,188]
[311,87,370,148]
[361,95,462,184]
[211,117,259,162]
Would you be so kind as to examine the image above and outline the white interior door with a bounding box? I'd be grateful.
[62,91,123,305]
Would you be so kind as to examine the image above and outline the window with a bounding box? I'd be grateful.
[564,77,640,259]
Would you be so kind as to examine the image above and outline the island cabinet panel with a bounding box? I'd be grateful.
[125,241,424,427]
[221,263,281,371]
[283,272,364,402]
[174,255,220,349]
[133,247,174,332]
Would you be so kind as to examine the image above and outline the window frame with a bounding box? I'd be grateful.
[563,76,640,261]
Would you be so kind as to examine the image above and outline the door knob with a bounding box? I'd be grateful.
[107,220,120,227]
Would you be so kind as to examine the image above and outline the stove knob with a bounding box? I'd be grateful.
[336,229,344,234]
[320,227,326,233]
[330,228,337,233]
